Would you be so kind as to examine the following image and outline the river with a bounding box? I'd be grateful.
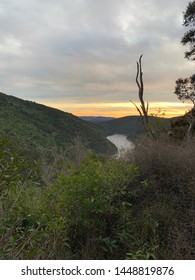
[107,134,134,157]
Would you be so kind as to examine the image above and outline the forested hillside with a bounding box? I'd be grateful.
[0,92,117,156]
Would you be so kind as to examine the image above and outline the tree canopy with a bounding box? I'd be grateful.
[174,1,195,141]
[181,1,195,60]
[175,1,195,105]
[175,74,195,105]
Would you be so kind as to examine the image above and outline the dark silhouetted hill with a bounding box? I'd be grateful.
[80,116,116,123]
[97,116,144,139]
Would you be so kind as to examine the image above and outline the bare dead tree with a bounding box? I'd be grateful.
[130,55,149,130]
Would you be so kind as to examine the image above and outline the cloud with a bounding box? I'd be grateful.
[0,0,193,116]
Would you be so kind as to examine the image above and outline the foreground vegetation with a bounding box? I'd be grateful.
[0,134,194,260]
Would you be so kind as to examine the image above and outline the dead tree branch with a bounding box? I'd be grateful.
[131,54,149,130]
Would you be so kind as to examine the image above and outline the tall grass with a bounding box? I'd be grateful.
[128,139,195,259]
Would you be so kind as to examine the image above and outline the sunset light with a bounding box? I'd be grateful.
[43,101,192,118]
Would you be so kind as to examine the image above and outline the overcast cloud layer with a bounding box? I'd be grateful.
[0,0,194,116]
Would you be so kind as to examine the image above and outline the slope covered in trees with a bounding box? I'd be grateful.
[0,92,117,157]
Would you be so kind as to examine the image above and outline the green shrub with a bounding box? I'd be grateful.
[45,154,139,259]
[1,140,149,260]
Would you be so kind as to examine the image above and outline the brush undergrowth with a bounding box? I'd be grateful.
[0,136,194,259]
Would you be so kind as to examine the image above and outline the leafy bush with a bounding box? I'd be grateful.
[1,139,152,260]
[44,154,139,259]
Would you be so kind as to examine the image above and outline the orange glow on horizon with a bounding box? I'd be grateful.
[40,101,193,118]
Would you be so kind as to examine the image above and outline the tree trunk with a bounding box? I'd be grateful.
[131,55,149,131]
[186,107,195,142]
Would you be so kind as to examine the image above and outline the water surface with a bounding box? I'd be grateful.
[107,134,134,157]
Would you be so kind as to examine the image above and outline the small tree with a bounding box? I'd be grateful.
[175,74,195,105]
[174,77,195,141]
[131,55,149,131]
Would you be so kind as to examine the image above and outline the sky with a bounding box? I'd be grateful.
[0,0,194,118]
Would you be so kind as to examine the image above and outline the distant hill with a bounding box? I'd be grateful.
[97,115,171,139]
[80,116,116,123]
[0,92,117,156]
[97,116,144,139]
